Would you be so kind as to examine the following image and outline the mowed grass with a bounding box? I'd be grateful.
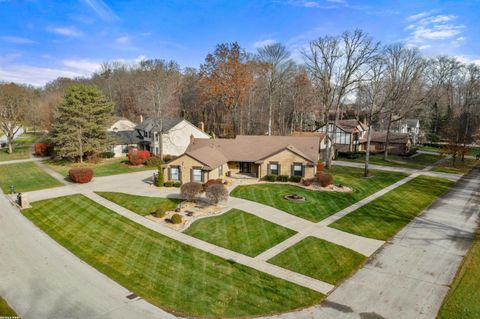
[438,231,480,319]
[0,296,16,317]
[23,194,323,317]
[338,153,443,169]
[418,145,480,157]
[268,237,367,285]
[0,162,63,193]
[0,132,42,161]
[231,166,407,222]
[432,158,478,175]
[185,209,296,257]
[45,157,154,177]
[330,175,454,240]
[96,191,181,216]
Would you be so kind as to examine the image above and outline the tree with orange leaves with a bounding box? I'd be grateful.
[199,42,251,137]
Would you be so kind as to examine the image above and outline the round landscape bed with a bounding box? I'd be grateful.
[283,194,306,202]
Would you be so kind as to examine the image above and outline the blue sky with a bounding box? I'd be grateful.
[1,0,479,86]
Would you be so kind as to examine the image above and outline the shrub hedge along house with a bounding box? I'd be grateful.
[163,134,328,183]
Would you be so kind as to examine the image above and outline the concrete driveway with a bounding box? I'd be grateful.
[271,166,480,319]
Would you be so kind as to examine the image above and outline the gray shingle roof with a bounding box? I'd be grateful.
[135,118,184,133]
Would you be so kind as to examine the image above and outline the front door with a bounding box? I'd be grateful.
[239,162,251,173]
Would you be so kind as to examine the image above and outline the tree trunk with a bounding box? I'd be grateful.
[364,122,373,177]
[268,92,273,136]
[78,130,83,163]
[7,135,13,154]
[383,112,393,160]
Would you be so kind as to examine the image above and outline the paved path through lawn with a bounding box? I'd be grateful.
[0,156,49,166]
[268,166,480,319]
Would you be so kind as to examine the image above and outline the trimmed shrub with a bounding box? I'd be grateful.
[277,175,289,182]
[171,213,182,224]
[68,168,94,183]
[34,143,48,156]
[152,208,166,218]
[173,181,182,188]
[302,178,314,186]
[317,172,333,187]
[99,151,115,158]
[180,182,203,201]
[290,176,302,183]
[155,167,164,187]
[163,181,173,187]
[163,154,177,163]
[202,179,223,191]
[205,184,229,205]
[265,175,278,182]
[128,149,150,165]
[316,161,325,172]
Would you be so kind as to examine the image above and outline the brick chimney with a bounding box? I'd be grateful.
[199,121,205,131]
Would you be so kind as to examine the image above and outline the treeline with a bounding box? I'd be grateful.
[1,29,480,154]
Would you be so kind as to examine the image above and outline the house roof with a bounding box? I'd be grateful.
[135,118,184,132]
[109,131,141,145]
[183,135,321,170]
[336,119,366,133]
[405,119,420,127]
[370,132,411,144]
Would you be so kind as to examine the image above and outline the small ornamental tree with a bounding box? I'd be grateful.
[317,172,333,187]
[205,184,229,205]
[202,179,223,191]
[316,161,325,172]
[155,167,164,187]
[128,149,150,165]
[180,182,203,202]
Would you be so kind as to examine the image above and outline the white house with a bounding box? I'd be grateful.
[135,118,210,156]
[394,119,420,145]
[107,118,140,157]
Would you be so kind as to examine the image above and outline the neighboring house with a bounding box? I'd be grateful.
[317,119,368,153]
[107,118,139,157]
[394,119,420,145]
[163,135,324,183]
[292,131,333,162]
[135,118,210,156]
[369,132,413,155]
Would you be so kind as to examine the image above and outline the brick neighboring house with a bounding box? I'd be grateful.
[369,132,413,155]
[163,135,327,183]
[317,119,368,153]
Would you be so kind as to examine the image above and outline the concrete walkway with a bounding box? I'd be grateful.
[270,166,480,319]
[333,160,461,181]
[0,156,49,165]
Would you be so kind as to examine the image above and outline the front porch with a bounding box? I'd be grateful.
[227,161,261,179]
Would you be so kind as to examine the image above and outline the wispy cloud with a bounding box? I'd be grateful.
[0,36,38,44]
[61,59,101,74]
[115,36,130,44]
[405,12,465,48]
[82,0,118,21]
[47,26,83,37]
[253,39,277,48]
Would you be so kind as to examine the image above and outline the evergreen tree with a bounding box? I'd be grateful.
[52,84,113,162]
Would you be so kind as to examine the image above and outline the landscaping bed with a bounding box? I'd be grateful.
[231,166,407,222]
[268,237,367,285]
[23,194,323,318]
[330,175,454,240]
[0,162,63,193]
[184,209,297,257]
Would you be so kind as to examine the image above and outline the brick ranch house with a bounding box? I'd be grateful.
[162,134,329,183]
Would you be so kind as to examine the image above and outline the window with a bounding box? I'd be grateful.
[170,167,180,181]
[218,165,223,177]
[293,163,303,177]
[269,163,279,175]
[192,168,202,182]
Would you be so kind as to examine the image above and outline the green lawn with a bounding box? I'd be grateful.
[418,145,480,157]
[268,237,367,285]
[330,176,454,240]
[45,157,155,177]
[0,296,17,317]
[96,192,181,216]
[0,162,63,193]
[0,132,43,161]
[185,209,296,257]
[338,153,443,169]
[231,166,407,222]
[23,194,322,318]
[432,158,478,175]
[438,230,480,319]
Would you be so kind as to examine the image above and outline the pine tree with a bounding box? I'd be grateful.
[52,84,113,162]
